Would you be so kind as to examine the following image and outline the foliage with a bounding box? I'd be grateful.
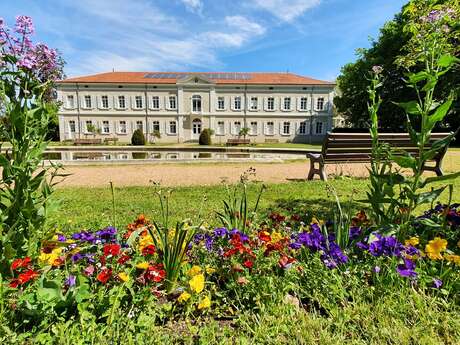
[131,129,146,146]
[198,128,213,145]
[0,16,65,264]
[238,127,250,139]
[334,0,460,131]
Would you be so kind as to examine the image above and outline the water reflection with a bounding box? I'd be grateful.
[42,151,305,162]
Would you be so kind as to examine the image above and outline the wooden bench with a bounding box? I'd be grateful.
[307,132,452,181]
[264,138,279,144]
[73,138,102,145]
[103,137,119,145]
[226,138,250,146]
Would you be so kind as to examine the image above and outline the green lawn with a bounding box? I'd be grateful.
[49,176,460,232]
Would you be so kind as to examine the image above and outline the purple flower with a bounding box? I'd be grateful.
[193,233,204,244]
[72,231,96,243]
[14,15,34,35]
[96,226,117,241]
[349,226,362,240]
[213,227,228,238]
[57,234,66,242]
[373,266,381,273]
[397,258,417,278]
[404,245,420,257]
[432,278,442,289]
[205,234,214,251]
[65,275,76,287]
[368,233,404,257]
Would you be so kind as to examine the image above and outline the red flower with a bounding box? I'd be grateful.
[9,269,39,288]
[258,231,271,243]
[145,265,166,283]
[103,244,121,257]
[11,257,32,271]
[243,260,253,269]
[97,268,112,284]
[117,254,131,264]
[278,255,295,269]
[269,212,286,223]
[9,279,20,288]
[142,244,156,256]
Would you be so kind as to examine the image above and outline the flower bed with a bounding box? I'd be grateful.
[5,203,459,323]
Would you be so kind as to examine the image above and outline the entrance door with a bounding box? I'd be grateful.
[192,119,202,140]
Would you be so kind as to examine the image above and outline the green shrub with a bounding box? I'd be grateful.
[199,128,213,145]
[131,129,146,145]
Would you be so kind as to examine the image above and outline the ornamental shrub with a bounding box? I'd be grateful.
[199,128,212,145]
[131,129,146,145]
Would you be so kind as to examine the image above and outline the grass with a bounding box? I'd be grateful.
[49,176,460,233]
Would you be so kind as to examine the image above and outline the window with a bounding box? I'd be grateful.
[250,121,258,135]
[101,95,109,109]
[68,120,76,133]
[266,121,274,135]
[169,96,177,110]
[216,121,225,135]
[300,97,308,110]
[217,97,225,110]
[283,122,291,135]
[250,97,258,110]
[234,96,241,110]
[233,121,241,135]
[102,120,110,134]
[118,96,126,109]
[67,95,75,108]
[136,120,143,131]
[135,96,143,109]
[192,119,202,135]
[283,97,291,110]
[169,121,177,134]
[316,122,323,134]
[299,122,307,135]
[192,95,201,112]
[152,96,160,109]
[119,121,127,134]
[84,95,92,108]
[317,97,324,111]
[267,97,274,110]
[152,121,160,133]
[85,120,93,133]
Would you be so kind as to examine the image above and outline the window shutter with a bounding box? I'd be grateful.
[279,122,283,134]
[274,97,279,111]
[64,121,70,134]
[165,96,170,110]
[307,96,312,111]
[230,96,235,111]
[297,97,302,111]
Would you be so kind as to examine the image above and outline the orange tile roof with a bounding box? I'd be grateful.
[59,72,335,86]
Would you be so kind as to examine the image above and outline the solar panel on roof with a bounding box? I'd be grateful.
[144,72,252,80]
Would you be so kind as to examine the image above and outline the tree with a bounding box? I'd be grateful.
[131,128,146,145]
[199,128,213,145]
[334,0,460,132]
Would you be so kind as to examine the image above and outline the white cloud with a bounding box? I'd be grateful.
[225,15,266,35]
[252,0,321,22]
[180,0,203,14]
[44,0,268,76]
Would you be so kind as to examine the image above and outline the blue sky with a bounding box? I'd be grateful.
[1,0,407,81]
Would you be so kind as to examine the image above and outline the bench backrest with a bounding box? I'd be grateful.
[321,132,452,162]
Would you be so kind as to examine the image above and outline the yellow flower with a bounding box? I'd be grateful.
[205,266,215,275]
[404,236,419,247]
[136,262,149,269]
[311,217,324,226]
[271,231,283,243]
[38,247,63,266]
[187,265,202,277]
[189,274,205,293]
[198,296,211,310]
[178,291,191,303]
[138,233,154,252]
[118,272,129,282]
[445,254,460,266]
[425,237,448,260]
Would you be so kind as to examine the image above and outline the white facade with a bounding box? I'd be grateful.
[56,73,335,144]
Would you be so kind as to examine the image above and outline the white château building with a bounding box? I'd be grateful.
[56,72,335,143]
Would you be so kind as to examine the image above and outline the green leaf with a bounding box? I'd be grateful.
[395,101,421,115]
[438,54,460,68]
[416,218,441,228]
[391,154,417,170]
[427,99,453,130]
[423,172,460,186]
[407,71,429,84]
[415,186,446,205]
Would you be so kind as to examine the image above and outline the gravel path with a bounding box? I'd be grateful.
[55,151,459,188]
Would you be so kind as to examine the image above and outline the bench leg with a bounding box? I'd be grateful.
[435,166,443,177]
[307,158,327,181]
